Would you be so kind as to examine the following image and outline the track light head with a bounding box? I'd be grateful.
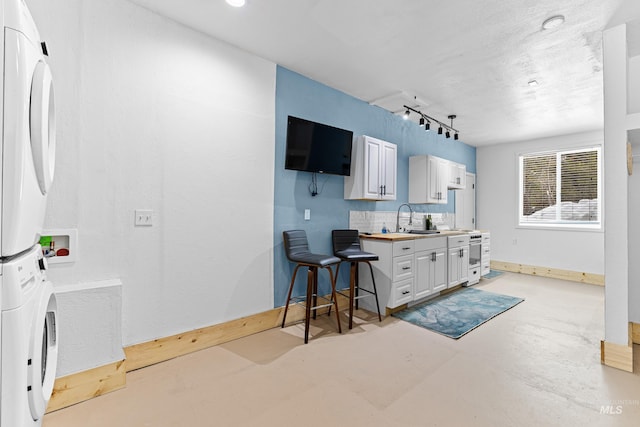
[454,133,459,140]
[425,121,430,131]
[403,109,410,120]
[438,126,443,135]
[419,117,425,127]
[445,130,451,139]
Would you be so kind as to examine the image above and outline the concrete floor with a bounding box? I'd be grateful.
[44,272,640,426]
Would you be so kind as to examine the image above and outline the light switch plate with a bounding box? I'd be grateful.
[135,209,153,226]
[304,209,311,220]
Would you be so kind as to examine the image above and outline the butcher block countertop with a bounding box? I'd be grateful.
[360,230,468,241]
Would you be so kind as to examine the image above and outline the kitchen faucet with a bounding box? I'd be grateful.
[396,203,414,233]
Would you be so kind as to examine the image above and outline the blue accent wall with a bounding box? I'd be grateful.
[274,66,476,307]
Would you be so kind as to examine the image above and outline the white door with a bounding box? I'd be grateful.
[364,137,381,198]
[459,247,470,283]
[455,173,476,229]
[448,248,460,287]
[427,156,440,202]
[380,142,397,200]
[414,251,431,299]
[432,249,447,293]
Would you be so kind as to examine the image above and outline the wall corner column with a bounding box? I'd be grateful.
[602,23,633,371]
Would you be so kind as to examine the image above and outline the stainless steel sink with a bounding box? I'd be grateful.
[405,230,440,234]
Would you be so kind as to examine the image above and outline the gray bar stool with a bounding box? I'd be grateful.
[281,230,342,343]
[331,229,382,329]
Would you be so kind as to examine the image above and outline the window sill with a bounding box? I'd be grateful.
[517,223,603,232]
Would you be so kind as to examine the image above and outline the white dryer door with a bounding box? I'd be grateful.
[27,282,58,420]
[2,29,52,256]
[30,60,56,195]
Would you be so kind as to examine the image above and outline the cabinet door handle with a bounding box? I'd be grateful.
[383,185,386,195]
[402,290,410,295]
[402,247,411,250]
[402,266,411,270]
[459,248,463,258]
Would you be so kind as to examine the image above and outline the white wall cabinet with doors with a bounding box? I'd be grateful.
[448,161,466,189]
[448,234,470,287]
[409,155,449,204]
[414,236,447,300]
[455,173,476,230]
[344,135,397,201]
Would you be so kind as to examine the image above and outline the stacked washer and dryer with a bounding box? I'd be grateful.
[0,0,59,426]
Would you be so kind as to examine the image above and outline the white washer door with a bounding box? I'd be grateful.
[30,60,56,195]
[27,282,58,421]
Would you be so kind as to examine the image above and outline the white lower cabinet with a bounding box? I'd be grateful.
[481,232,491,276]
[414,237,447,300]
[360,236,448,310]
[447,235,470,288]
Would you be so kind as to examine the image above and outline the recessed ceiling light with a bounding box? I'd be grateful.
[226,0,246,7]
[542,15,565,30]
[528,80,539,87]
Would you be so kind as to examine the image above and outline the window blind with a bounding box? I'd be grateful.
[520,147,600,226]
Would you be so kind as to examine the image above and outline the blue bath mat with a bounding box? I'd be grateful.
[392,287,524,339]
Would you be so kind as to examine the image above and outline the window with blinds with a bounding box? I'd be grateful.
[519,147,600,228]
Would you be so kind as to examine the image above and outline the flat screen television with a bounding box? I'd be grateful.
[284,116,354,176]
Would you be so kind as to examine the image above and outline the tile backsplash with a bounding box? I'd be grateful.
[349,210,455,234]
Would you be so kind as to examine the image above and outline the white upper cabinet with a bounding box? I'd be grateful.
[345,135,397,201]
[448,161,466,189]
[409,155,449,204]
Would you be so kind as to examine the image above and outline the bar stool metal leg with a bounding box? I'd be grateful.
[305,268,314,343]
[326,265,342,334]
[349,262,356,329]
[366,261,382,322]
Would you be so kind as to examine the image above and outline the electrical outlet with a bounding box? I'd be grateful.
[135,209,153,226]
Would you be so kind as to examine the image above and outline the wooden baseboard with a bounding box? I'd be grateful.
[48,360,126,413]
[632,322,640,345]
[491,260,604,286]
[385,304,407,316]
[124,293,351,372]
[124,308,284,372]
[49,293,354,412]
[601,340,634,372]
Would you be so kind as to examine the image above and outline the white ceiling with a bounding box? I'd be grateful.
[129,0,627,146]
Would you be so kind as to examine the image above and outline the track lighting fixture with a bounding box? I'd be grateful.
[402,105,461,141]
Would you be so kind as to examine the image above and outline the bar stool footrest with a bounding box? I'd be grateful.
[289,295,336,311]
